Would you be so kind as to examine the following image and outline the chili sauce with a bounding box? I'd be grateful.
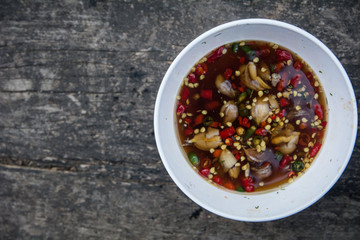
[175,41,327,192]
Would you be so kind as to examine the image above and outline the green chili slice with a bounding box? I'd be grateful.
[203,116,214,126]
[238,92,247,103]
[292,160,305,172]
[238,104,250,117]
[274,151,283,162]
[188,152,199,166]
[240,45,258,60]
[244,125,256,141]
[236,186,245,192]
[232,42,239,53]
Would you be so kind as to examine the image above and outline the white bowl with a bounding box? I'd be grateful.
[154,19,357,222]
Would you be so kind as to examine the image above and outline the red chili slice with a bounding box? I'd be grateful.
[212,175,224,185]
[205,100,220,110]
[273,62,285,73]
[310,142,322,158]
[293,60,303,70]
[200,168,210,176]
[219,126,235,139]
[181,87,190,102]
[188,73,197,83]
[195,63,208,76]
[255,128,267,136]
[290,73,302,88]
[176,103,186,115]
[240,176,254,192]
[299,133,311,146]
[321,121,327,127]
[183,126,193,136]
[207,46,225,63]
[277,108,286,119]
[184,117,192,124]
[238,117,250,128]
[314,104,324,120]
[200,89,212,100]
[306,72,313,80]
[279,98,290,107]
[275,49,293,61]
[277,71,290,91]
[224,68,232,79]
[193,114,204,127]
[239,57,246,64]
[279,155,292,169]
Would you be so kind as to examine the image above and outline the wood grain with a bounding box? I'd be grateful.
[0,0,359,239]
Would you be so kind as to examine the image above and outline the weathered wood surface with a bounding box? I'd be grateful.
[0,0,359,239]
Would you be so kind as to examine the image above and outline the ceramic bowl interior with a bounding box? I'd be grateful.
[154,19,357,221]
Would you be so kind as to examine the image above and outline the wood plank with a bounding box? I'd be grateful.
[0,0,359,239]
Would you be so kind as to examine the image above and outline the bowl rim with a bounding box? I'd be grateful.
[154,18,358,221]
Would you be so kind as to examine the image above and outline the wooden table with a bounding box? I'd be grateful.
[0,0,359,239]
